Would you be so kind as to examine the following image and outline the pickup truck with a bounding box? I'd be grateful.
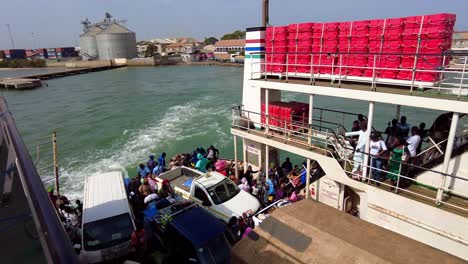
[149,199,231,264]
[156,166,260,222]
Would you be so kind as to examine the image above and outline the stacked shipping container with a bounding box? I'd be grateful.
[261,101,309,130]
[265,13,456,83]
[266,26,289,73]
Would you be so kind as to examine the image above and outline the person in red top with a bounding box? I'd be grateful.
[131,221,146,261]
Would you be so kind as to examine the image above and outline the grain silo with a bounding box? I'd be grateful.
[79,25,102,60]
[96,23,137,60]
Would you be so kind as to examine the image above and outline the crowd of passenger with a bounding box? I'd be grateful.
[127,144,321,248]
[345,114,428,190]
[47,187,83,246]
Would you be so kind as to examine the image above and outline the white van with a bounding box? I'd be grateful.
[81,171,135,263]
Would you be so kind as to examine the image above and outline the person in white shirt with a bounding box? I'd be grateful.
[369,132,387,185]
[345,123,367,179]
[406,126,421,159]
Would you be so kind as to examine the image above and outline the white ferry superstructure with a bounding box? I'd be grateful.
[230,24,468,260]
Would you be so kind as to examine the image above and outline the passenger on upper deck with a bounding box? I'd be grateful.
[384,119,398,148]
[397,116,411,139]
[345,122,368,179]
[137,163,150,178]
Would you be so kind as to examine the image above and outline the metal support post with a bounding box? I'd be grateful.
[306,159,311,199]
[265,145,270,180]
[436,112,459,204]
[285,56,289,82]
[52,130,60,200]
[243,141,247,171]
[308,95,314,147]
[361,102,374,180]
[395,105,401,120]
[265,89,269,135]
[234,135,238,180]
[458,56,467,99]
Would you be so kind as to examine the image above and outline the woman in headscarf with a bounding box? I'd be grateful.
[238,177,251,193]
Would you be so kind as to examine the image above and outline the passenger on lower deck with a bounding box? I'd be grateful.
[384,119,398,148]
[345,122,367,179]
[406,126,421,162]
[158,179,175,198]
[137,163,150,178]
[195,153,208,173]
[387,137,408,191]
[369,132,387,185]
[397,116,411,140]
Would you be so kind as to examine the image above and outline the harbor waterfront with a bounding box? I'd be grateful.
[2,65,445,200]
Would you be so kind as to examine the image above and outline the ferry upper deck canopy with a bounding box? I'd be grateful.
[232,199,465,264]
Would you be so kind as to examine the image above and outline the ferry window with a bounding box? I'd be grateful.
[194,185,209,202]
[83,213,133,251]
[246,152,259,167]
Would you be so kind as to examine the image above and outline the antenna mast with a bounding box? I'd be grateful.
[5,24,15,49]
[262,0,269,27]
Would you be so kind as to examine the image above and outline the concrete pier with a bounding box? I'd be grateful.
[21,65,125,80]
[0,78,42,89]
[0,65,125,90]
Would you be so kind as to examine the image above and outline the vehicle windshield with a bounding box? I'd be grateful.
[197,234,231,264]
[83,213,134,251]
[205,178,240,205]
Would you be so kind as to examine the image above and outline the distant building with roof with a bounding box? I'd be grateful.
[453,31,468,50]
[214,39,245,53]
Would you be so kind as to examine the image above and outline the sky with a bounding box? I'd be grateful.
[0,0,467,49]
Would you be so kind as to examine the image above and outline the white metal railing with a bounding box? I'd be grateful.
[232,106,468,213]
[250,51,468,98]
[344,154,468,213]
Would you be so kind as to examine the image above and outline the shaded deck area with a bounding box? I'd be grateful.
[255,76,468,102]
[232,199,465,264]
[232,125,468,218]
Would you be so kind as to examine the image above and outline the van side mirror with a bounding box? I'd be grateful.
[202,200,212,207]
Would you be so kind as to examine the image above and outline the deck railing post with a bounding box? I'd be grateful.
[265,89,270,135]
[458,56,467,99]
[410,15,425,95]
[338,54,343,88]
[234,135,239,180]
[372,54,377,91]
[396,162,402,193]
[306,159,311,199]
[285,55,289,82]
[331,55,335,86]
[310,54,314,85]
[247,111,251,132]
[436,112,460,205]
